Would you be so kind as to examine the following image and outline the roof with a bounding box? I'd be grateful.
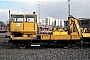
[78,18,90,20]
[11,14,37,16]
[64,18,90,22]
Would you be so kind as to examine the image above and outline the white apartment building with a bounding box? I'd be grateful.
[56,19,64,27]
[40,19,45,25]
[46,17,55,26]
[46,17,64,27]
[38,17,65,30]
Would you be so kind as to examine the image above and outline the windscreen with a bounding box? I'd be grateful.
[14,15,24,22]
[25,15,34,22]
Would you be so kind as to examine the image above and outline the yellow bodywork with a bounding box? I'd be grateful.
[41,34,50,40]
[10,22,37,34]
[52,31,68,35]
[9,14,38,40]
[10,22,23,31]
[81,28,90,38]
[50,35,70,40]
[70,32,81,40]
[41,27,80,40]
[40,32,80,40]
[51,28,71,40]
[82,33,90,37]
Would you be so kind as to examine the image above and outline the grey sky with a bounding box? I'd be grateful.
[0,0,90,21]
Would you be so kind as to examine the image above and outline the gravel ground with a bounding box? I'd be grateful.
[0,48,90,60]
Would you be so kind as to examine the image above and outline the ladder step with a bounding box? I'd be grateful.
[31,45,40,46]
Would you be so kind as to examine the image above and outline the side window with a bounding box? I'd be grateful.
[25,15,34,22]
[17,18,23,22]
[27,18,30,22]
[27,18,34,22]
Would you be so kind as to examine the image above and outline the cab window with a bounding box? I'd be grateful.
[25,15,34,22]
[14,15,24,22]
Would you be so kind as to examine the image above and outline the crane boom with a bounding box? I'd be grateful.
[68,15,83,38]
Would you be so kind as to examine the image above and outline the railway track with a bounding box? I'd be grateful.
[0,39,90,49]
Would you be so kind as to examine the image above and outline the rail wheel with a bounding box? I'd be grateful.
[63,44,70,49]
[18,43,26,49]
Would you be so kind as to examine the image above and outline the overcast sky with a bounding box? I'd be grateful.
[0,0,90,21]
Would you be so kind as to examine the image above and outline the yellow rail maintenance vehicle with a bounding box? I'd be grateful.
[8,10,90,48]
